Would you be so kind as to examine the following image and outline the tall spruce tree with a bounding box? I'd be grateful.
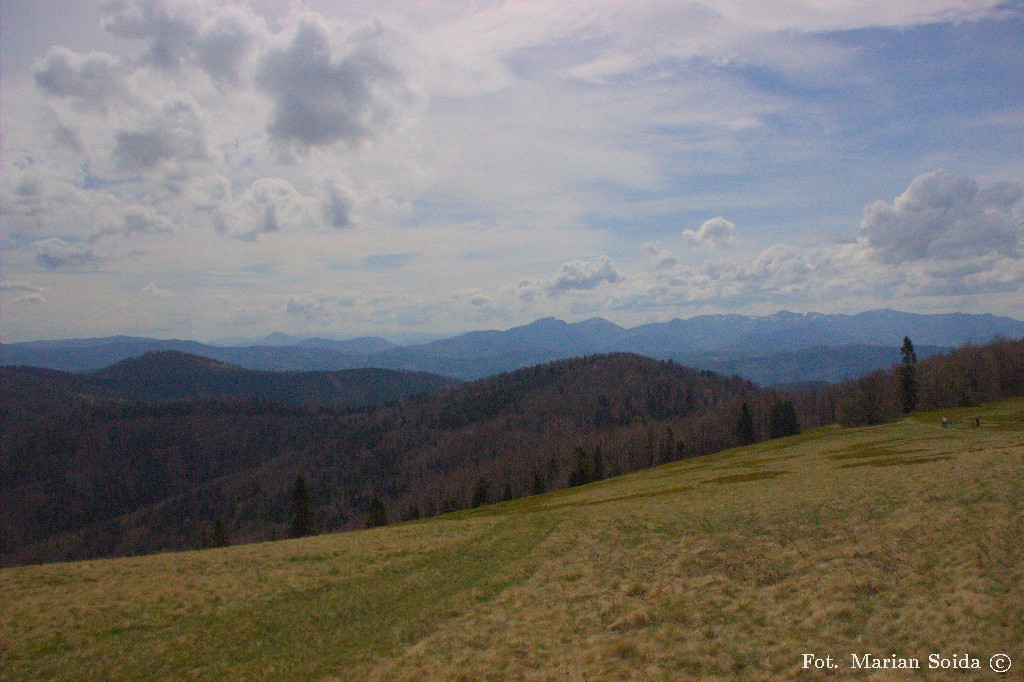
[899,336,918,414]
[768,400,800,439]
[366,495,388,528]
[289,474,315,538]
[213,517,231,547]
[735,401,756,446]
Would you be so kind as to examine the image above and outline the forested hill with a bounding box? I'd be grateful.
[1,353,763,566]
[0,351,459,408]
[3,339,1024,568]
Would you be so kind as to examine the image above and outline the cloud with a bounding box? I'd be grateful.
[860,170,1023,263]
[110,96,209,172]
[469,292,494,308]
[1,281,48,305]
[141,282,173,298]
[255,19,405,149]
[33,238,97,269]
[33,47,125,110]
[519,256,625,300]
[547,255,625,293]
[111,131,172,171]
[285,291,356,324]
[89,208,174,242]
[683,217,738,249]
[322,184,355,229]
[209,177,319,241]
[0,281,46,293]
[101,0,262,83]
[641,242,678,269]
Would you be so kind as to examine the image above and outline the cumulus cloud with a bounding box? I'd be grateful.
[860,170,1023,263]
[547,255,625,292]
[641,242,678,269]
[33,47,126,110]
[322,184,355,229]
[101,0,262,83]
[619,171,1024,313]
[469,292,494,308]
[110,97,209,172]
[683,217,738,249]
[519,256,625,300]
[33,238,97,269]
[207,177,319,241]
[255,20,405,149]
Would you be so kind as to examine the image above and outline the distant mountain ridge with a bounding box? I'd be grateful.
[0,351,459,408]
[3,309,1022,384]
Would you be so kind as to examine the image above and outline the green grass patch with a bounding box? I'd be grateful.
[707,470,788,485]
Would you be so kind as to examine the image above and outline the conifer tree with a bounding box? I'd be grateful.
[213,517,231,547]
[899,336,918,414]
[471,477,490,508]
[768,400,800,439]
[366,495,388,528]
[735,401,756,446]
[289,474,315,538]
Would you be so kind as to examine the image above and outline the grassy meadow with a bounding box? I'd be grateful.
[2,399,1023,680]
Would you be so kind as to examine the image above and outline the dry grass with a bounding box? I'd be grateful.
[2,399,1023,680]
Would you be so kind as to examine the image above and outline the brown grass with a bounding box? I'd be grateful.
[2,399,1022,680]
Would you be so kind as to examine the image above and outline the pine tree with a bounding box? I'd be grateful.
[899,336,918,414]
[735,401,756,446]
[366,495,388,528]
[471,477,490,508]
[289,474,315,538]
[213,517,231,547]
[568,446,592,486]
[768,400,800,439]
[531,469,546,496]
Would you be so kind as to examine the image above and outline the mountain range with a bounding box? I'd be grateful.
[3,309,1023,384]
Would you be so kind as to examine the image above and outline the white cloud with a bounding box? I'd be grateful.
[683,217,738,249]
[860,170,1023,263]
[641,242,678,270]
[141,282,173,298]
[519,256,625,300]
[195,177,319,241]
[33,238,97,270]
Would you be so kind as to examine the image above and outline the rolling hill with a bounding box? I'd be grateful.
[3,397,1021,680]
[0,353,763,566]
[0,351,459,407]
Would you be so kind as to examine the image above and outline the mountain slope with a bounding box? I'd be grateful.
[88,351,458,404]
[3,397,1021,680]
[0,353,761,566]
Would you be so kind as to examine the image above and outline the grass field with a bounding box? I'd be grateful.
[3,399,1023,680]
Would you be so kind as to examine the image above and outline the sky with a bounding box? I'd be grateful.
[2,0,1023,343]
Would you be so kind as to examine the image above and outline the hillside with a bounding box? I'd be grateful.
[0,351,458,408]
[0,353,762,566]
[3,398,1021,680]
